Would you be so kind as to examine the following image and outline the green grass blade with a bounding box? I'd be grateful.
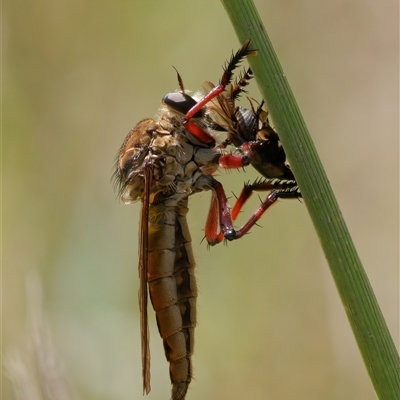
[221,0,400,399]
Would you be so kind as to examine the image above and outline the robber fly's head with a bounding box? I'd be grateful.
[162,91,205,119]
[161,64,205,119]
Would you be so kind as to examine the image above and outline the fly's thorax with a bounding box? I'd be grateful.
[116,116,182,204]
[115,118,155,204]
[115,111,220,206]
[193,146,220,167]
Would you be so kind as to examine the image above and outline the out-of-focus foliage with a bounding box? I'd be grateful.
[3,1,398,400]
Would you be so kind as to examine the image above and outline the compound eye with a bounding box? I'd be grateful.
[162,92,204,118]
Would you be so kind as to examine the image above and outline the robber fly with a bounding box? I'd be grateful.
[113,41,281,400]
[205,66,302,224]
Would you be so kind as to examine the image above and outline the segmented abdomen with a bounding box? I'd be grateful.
[147,199,197,400]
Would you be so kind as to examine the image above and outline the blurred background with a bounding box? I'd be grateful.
[3,1,398,399]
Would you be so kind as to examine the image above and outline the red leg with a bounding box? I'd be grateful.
[219,142,260,170]
[184,84,227,120]
[204,193,224,246]
[205,178,300,245]
[204,179,279,245]
[227,191,280,240]
[231,185,253,221]
[183,119,216,146]
[183,40,256,145]
[231,178,300,221]
[204,179,238,246]
[219,153,250,169]
[185,40,255,120]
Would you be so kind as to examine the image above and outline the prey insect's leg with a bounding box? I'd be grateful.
[231,178,300,220]
[218,151,251,169]
[204,178,238,246]
[182,40,257,144]
[204,191,225,246]
[205,178,301,245]
[219,141,267,170]
[226,190,280,240]
[226,179,301,241]
[185,40,256,119]
[230,67,254,99]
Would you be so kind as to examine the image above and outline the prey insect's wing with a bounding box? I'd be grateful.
[203,81,243,141]
[139,164,151,394]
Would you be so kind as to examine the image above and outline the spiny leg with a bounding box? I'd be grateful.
[204,178,301,245]
[231,67,254,100]
[226,179,301,241]
[219,140,271,171]
[204,190,224,246]
[219,147,251,170]
[204,178,279,245]
[204,179,234,246]
[231,178,300,220]
[182,40,257,143]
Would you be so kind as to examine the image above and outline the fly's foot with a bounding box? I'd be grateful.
[224,229,237,241]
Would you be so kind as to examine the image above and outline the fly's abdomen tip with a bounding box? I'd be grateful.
[171,380,189,400]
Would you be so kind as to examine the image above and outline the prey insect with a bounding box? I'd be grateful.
[114,40,284,400]
[205,66,301,234]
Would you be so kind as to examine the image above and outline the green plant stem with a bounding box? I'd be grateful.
[221,1,400,399]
